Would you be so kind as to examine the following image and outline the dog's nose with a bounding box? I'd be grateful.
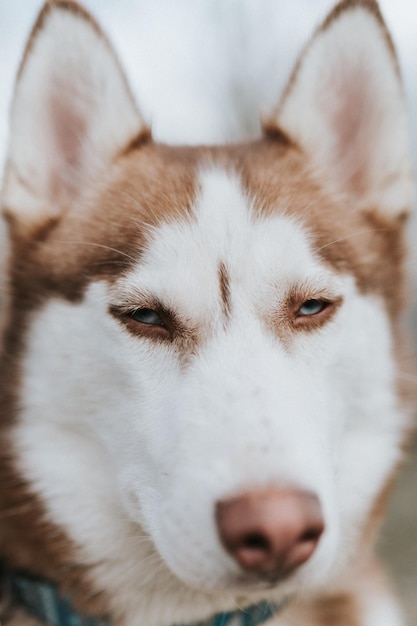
[215,488,324,578]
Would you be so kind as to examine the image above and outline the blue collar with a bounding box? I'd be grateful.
[4,571,284,626]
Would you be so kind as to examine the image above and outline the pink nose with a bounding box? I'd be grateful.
[215,488,324,578]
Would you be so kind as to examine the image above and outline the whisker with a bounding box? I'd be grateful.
[314,228,389,252]
[54,240,137,262]
[122,552,164,586]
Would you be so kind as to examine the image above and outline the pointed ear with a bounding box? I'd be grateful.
[268,0,413,218]
[2,0,147,237]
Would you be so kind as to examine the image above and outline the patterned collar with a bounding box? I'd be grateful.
[3,571,286,626]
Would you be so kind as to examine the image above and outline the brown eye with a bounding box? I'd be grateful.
[297,299,329,317]
[130,308,164,326]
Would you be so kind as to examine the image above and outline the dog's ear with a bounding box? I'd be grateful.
[268,0,413,218]
[2,0,146,237]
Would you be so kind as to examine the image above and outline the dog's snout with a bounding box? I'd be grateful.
[215,488,324,578]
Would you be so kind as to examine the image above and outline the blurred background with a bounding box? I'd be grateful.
[0,0,416,622]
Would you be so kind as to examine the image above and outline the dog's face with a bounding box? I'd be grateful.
[0,0,414,623]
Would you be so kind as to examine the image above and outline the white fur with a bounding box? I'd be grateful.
[14,170,407,625]
[4,2,413,625]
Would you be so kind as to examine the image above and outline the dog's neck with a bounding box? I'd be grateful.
[3,569,282,626]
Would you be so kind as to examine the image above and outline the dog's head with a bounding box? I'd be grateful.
[0,1,413,623]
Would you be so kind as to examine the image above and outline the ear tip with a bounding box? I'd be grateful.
[29,0,101,47]
[323,0,382,21]
[320,0,399,71]
[38,0,95,23]
[17,0,104,81]
[321,0,387,34]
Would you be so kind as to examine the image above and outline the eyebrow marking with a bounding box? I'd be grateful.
[218,261,231,319]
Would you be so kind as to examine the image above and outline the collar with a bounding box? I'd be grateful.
[3,571,285,626]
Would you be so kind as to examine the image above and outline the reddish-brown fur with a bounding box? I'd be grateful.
[0,0,413,624]
[1,135,410,620]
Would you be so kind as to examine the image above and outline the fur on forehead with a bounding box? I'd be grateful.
[6,138,407,329]
[2,0,412,318]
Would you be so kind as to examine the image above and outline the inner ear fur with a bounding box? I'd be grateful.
[267,0,414,219]
[2,0,148,239]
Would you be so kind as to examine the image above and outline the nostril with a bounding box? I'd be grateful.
[242,533,271,551]
[234,531,277,572]
[299,526,323,543]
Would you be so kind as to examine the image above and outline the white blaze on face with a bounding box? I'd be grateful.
[14,169,403,610]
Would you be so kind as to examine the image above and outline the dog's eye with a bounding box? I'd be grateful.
[110,304,173,340]
[130,308,164,326]
[297,299,328,317]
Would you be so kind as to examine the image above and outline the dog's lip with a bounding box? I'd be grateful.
[234,564,297,588]
[229,571,291,592]
[234,589,294,613]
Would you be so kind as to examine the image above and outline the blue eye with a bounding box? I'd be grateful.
[297,299,327,316]
[130,308,164,326]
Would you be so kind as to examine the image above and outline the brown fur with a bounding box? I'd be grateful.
[0,0,413,623]
[1,137,409,605]
[284,593,360,626]
[0,143,200,617]
[4,611,44,626]
[218,262,231,320]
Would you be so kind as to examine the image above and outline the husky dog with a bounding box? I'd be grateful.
[0,1,414,625]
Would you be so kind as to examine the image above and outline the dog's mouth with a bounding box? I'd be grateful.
[227,559,299,589]
[209,566,299,595]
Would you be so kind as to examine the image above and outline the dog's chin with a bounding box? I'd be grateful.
[224,575,286,593]
[171,566,297,597]
[220,569,295,593]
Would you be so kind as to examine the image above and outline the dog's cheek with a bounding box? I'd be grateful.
[114,359,186,532]
[329,293,408,562]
